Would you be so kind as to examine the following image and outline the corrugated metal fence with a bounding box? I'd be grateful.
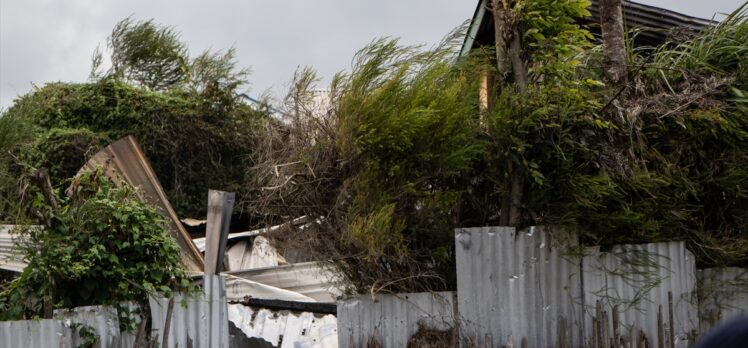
[455,226,582,347]
[582,242,699,347]
[0,276,229,348]
[338,226,748,347]
[0,305,133,348]
[337,292,456,348]
[698,267,748,333]
[150,275,230,348]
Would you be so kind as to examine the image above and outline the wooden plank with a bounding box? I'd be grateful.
[77,136,204,271]
[668,291,675,348]
[657,305,665,348]
[204,190,235,275]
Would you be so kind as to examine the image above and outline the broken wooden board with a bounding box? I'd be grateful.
[76,135,204,272]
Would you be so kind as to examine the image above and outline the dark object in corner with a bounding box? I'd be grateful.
[697,316,748,348]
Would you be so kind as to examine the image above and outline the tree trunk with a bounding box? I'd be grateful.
[491,0,509,76]
[492,0,526,226]
[600,0,627,88]
[508,25,528,91]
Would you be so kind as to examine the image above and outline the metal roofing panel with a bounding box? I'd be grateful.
[460,0,715,56]
[337,291,456,348]
[226,262,342,303]
[0,225,26,272]
[226,236,286,271]
[582,241,698,347]
[697,267,748,333]
[149,275,229,348]
[228,303,338,348]
[78,136,204,271]
[455,226,583,347]
[224,274,317,303]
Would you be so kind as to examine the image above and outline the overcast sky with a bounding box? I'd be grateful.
[0,0,745,110]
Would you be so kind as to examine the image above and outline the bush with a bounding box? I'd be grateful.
[255,4,748,293]
[0,169,192,321]
[0,17,269,220]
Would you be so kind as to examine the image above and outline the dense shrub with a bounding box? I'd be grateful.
[0,18,268,221]
[255,3,748,293]
[0,169,192,321]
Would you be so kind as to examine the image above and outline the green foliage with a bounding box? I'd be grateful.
[258,2,748,293]
[108,17,189,90]
[650,3,748,89]
[255,32,485,292]
[481,3,748,265]
[0,169,192,321]
[0,110,39,221]
[0,17,268,221]
[29,127,106,181]
[519,0,593,78]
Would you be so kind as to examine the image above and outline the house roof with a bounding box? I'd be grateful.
[460,0,716,56]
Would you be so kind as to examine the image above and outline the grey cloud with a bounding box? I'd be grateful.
[1,0,744,109]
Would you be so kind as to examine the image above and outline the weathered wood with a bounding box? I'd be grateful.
[204,190,235,275]
[34,168,58,213]
[602,310,610,348]
[612,305,620,347]
[657,304,665,348]
[162,296,175,348]
[596,301,604,348]
[557,317,568,348]
[668,291,675,348]
[133,313,147,348]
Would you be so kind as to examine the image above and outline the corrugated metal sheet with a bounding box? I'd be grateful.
[0,318,72,348]
[78,136,204,271]
[0,305,129,347]
[225,274,317,302]
[455,226,583,347]
[227,236,286,271]
[204,190,235,276]
[582,241,698,347]
[54,305,120,347]
[697,267,748,333]
[228,303,338,348]
[150,275,229,348]
[337,291,456,348]
[0,225,26,272]
[460,0,714,56]
[227,262,341,303]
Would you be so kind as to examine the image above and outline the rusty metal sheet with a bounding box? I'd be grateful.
[77,135,203,271]
[455,226,583,347]
[337,291,455,348]
[582,241,698,347]
[698,267,748,334]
